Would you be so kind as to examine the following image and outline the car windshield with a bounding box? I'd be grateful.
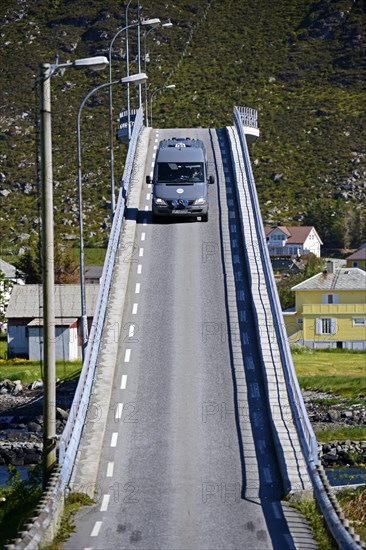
[157,162,204,184]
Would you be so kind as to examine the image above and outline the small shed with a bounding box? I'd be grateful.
[5,284,99,360]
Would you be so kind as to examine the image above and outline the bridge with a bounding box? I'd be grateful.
[6,107,362,549]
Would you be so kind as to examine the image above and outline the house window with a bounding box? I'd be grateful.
[297,318,303,325]
[364,261,366,268]
[322,293,339,305]
[352,318,366,327]
[316,318,336,335]
[352,261,358,267]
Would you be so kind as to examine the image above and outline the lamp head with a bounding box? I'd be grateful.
[122,72,148,85]
[141,18,161,28]
[73,56,109,71]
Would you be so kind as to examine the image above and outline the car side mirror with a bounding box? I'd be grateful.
[209,175,215,184]
[146,175,151,184]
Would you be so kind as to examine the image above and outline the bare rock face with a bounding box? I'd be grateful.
[0,379,77,465]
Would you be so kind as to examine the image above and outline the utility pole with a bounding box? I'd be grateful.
[40,63,57,487]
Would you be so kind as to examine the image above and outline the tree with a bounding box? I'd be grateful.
[16,236,80,284]
[54,243,79,284]
[16,236,42,283]
[303,254,325,277]
[303,199,347,247]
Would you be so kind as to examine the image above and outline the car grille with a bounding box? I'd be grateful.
[167,199,196,207]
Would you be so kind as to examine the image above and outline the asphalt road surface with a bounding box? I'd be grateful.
[64,128,297,550]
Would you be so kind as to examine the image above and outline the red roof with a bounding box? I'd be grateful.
[264,226,322,244]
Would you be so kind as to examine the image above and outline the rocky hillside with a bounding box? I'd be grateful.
[0,0,365,256]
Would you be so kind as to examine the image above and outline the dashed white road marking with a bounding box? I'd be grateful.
[100,494,110,512]
[144,205,149,211]
[115,403,124,420]
[132,303,138,314]
[146,193,151,200]
[135,283,140,294]
[139,248,144,257]
[124,349,131,362]
[137,264,142,274]
[128,324,135,337]
[106,462,114,478]
[141,232,146,241]
[110,433,118,447]
[121,374,127,389]
[151,161,154,168]
[91,521,102,537]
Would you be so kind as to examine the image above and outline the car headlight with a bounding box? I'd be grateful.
[154,197,167,206]
[194,197,206,205]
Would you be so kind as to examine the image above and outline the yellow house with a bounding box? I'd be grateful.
[346,243,366,271]
[283,262,366,350]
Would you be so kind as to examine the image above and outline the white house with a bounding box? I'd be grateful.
[5,284,99,360]
[264,226,323,257]
[0,259,25,329]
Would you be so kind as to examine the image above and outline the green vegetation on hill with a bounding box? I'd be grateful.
[0,0,365,255]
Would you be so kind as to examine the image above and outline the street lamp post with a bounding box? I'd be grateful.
[78,73,148,362]
[39,55,109,486]
[125,0,133,144]
[108,17,160,222]
[40,63,56,487]
[150,84,176,127]
[144,22,173,127]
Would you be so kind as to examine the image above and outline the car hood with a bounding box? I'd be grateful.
[154,183,207,200]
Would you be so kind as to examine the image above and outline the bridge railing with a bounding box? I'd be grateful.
[232,105,363,550]
[59,107,144,488]
[236,106,258,129]
[232,105,317,466]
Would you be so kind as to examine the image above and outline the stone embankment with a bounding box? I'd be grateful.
[0,382,365,468]
[0,379,76,467]
[304,390,366,468]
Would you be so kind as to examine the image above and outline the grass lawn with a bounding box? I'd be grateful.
[0,358,81,385]
[0,335,81,384]
[292,348,366,441]
[337,486,366,542]
[314,426,366,443]
[75,247,106,266]
[0,334,6,358]
[292,349,366,398]
[1,248,106,268]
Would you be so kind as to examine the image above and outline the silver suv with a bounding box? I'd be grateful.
[146,137,215,221]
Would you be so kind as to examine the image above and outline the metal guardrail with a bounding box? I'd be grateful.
[232,105,363,550]
[59,107,144,489]
[236,106,258,129]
